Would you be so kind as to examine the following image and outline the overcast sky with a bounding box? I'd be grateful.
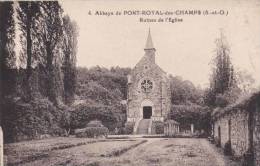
[61,0,260,87]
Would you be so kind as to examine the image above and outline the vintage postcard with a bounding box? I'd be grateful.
[0,0,260,165]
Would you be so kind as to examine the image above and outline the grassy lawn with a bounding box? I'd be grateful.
[97,138,242,166]
[4,137,145,166]
[4,137,104,166]
[4,137,241,166]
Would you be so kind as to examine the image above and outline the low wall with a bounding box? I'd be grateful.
[212,92,260,165]
[213,110,249,156]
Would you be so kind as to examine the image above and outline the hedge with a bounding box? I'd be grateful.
[152,121,164,134]
[124,122,134,134]
[75,127,109,138]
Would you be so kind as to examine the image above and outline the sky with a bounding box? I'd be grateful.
[61,0,260,87]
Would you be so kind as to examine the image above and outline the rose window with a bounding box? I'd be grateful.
[141,79,153,92]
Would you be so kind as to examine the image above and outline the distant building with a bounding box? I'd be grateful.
[126,29,171,134]
[212,91,260,166]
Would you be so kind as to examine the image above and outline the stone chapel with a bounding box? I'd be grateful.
[127,29,171,125]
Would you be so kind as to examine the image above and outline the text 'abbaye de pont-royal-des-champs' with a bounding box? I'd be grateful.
[92,10,228,16]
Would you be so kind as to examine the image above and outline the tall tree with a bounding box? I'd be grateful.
[0,2,16,71]
[0,2,16,124]
[62,15,78,105]
[205,31,237,107]
[38,1,63,103]
[17,1,41,100]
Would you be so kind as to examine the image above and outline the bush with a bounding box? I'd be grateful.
[242,149,254,166]
[2,97,64,142]
[215,137,221,147]
[70,103,124,131]
[152,121,164,134]
[75,127,109,138]
[124,122,134,134]
[224,140,232,156]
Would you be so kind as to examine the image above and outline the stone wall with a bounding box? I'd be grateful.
[213,109,249,156]
[212,92,260,165]
[230,110,249,156]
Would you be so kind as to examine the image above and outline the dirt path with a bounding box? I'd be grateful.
[199,139,226,166]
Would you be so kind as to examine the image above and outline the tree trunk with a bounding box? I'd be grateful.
[25,22,32,101]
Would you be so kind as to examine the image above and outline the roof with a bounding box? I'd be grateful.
[212,91,260,120]
[144,28,155,50]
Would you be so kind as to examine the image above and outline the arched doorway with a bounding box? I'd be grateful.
[143,106,152,119]
[141,99,153,119]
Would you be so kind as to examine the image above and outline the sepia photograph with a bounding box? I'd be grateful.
[0,0,260,166]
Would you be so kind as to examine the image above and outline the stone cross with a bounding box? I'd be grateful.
[0,126,3,166]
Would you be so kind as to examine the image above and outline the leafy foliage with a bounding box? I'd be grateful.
[168,105,211,134]
[205,31,239,108]
[152,121,164,134]
[1,1,79,142]
[16,1,41,100]
[62,15,78,105]
[70,103,126,132]
[73,66,130,131]
[224,140,232,156]
[75,127,109,138]
[0,2,16,128]
[169,75,204,105]
[2,98,65,142]
[124,122,135,134]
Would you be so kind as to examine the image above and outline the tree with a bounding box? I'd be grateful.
[169,75,203,105]
[205,30,238,107]
[37,1,63,103]
[0,2,16,71]
[60,109,71,136]
[17,1,41,100]
[62,15,78,105]
[0,2,16,125]
[236,69,256,95]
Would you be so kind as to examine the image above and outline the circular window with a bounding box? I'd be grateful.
[141,79,153,93]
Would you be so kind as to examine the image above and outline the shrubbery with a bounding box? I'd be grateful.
[215,137,221,147]
[224,140,232,156]
[2,97,65,142]
[242,149,254,166]
[70,103,126,132]
[152,121,164,134]
[124,122,134,134]
[75,127,109,138]
[169,105,211,135]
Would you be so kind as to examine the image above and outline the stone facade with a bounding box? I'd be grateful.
[127,30,171,122]
[212,92,260,165]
